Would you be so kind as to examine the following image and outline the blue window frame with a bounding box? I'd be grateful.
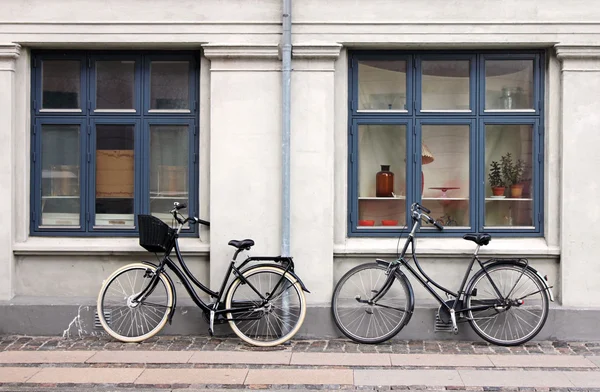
[348,50,545,237]
[31,51,199,236]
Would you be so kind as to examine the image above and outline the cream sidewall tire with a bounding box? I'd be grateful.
[97,263,174,343]
[225,266,306,347]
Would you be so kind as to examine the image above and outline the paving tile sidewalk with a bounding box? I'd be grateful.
[0,341,600,391]
[2,335,600,355]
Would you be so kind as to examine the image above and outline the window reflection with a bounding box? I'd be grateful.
[422,60,470,110]
[150,125,189,224]
[96,61,135,110]
[421,125,470,227]
[150,61,190,110]
[485,60,534,110]
[358,61,407,110]
[41,124,80,226]
[95,125,135,227]
[357,125,406,228]
[42,61,80,109]
[485,124,534,227]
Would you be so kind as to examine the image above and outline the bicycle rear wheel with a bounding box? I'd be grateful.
[225,266,306,347]
[465,262,549,346]
[332,263,412,344]
[97,263,173,343]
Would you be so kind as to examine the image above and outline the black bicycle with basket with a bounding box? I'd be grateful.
[97,202,309,347]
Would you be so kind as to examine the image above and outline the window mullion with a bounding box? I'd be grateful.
[85,117,91,232]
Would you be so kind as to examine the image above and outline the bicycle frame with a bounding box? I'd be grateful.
[136,236,299,322]
[384,217,517,316]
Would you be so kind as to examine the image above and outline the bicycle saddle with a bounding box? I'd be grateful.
[463,233,491,246]
[228,239,255,250]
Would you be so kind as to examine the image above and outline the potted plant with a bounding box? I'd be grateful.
[501,153,525,198]
[488,160,505,196]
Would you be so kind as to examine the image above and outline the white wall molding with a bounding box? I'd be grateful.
[292,43,342,59]
[202,43,279,59]
[0,43,21,59]
[0,42,19,300]
[555,45,600,59]
[556,45,600,72]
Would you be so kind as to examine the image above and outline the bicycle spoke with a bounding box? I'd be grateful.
[227,268,304,345]
[468,264,548,345]
[333,264,410,343]
[99,266,171,342]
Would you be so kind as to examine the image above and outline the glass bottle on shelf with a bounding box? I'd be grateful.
[376,165,394,197]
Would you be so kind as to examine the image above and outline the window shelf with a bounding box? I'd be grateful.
[358,196,406,200]
[485,198,532,201]
[422,197,468,201]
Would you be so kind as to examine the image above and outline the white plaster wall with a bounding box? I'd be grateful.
[290,55,337,303]
[1,0,280,22]
[207,54,282,288]
[0,45,19,300]
[557,48,600,306]
[15,256,210,300]
[1,0,600,46]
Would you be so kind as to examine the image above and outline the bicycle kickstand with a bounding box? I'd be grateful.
[208,310,215,336]
[450,309,459,334]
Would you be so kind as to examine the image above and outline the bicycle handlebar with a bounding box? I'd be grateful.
[411,202,443,231]
[170,202,210,227]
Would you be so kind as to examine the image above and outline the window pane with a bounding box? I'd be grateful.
[422,60,470,110]
[95,125,135,227]
[485,124,534,227]
[358,60,407,110]
[150,125,189,224]
[485,60,534,110]
[42,60,80,109]
[421,125,470,227]
[150,61,190,110]
[357,125,406,228]
[96,61,135,110]
[41,125,80,226]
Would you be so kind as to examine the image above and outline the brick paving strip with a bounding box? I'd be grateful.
[0,349,598,389]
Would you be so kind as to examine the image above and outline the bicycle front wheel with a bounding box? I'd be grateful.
[97,263,174,343]
[225,266,306,347]
[332,263,412,344]
[466,262,549,346]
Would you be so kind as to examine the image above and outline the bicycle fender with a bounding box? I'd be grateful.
[469,260,554,302]
[375,259,416,326]
[239,263,310,293]
[141,261,179,323]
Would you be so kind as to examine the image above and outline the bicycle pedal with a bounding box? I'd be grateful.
[434,314,454,333]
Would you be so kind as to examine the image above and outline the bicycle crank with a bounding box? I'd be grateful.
[435,300,460,334]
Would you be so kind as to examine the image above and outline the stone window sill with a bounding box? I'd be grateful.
[334,237,559,259]
[13,237,209,256]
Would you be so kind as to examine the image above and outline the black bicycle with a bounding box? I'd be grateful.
[97,202,309,347]
[332,202,553,346]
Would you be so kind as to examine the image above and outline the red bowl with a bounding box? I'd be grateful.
[381,220,399,226]
[358,220,375,226]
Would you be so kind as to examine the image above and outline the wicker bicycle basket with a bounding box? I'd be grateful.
[137,214,175,253]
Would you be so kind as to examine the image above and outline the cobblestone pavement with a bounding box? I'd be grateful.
[1,335,600,355]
